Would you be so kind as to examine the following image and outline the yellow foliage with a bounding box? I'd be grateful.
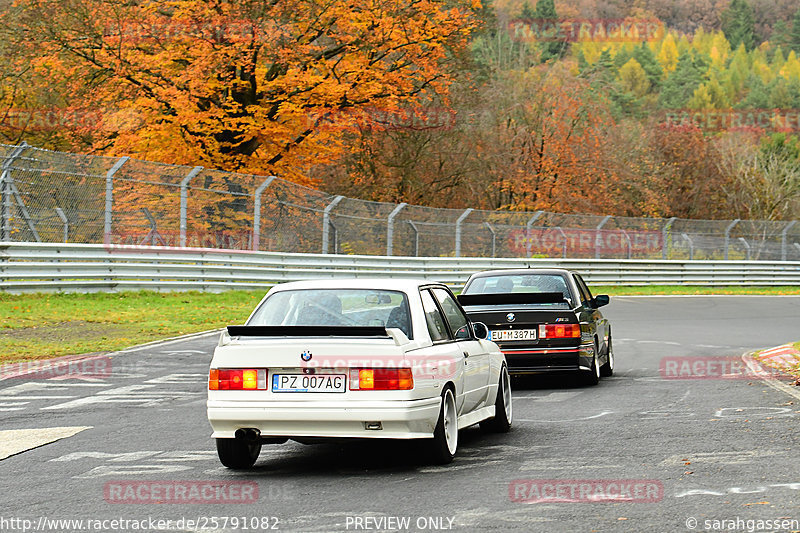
[618,58,650,96]
[658,33,679,73]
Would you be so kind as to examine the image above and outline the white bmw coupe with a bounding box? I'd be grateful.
[207,279,512,468]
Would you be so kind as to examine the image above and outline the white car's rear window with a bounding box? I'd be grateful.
[247,289,413,339]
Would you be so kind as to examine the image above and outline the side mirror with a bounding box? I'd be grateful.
[593,295,610,308]
[472,322,489,340]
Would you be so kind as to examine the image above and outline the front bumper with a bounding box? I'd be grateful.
[207,397,442,439]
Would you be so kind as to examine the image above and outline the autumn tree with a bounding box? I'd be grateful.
[1,0,479,183]
[715,133,800,220]
[653,126,731,219]
[618,59,650,97]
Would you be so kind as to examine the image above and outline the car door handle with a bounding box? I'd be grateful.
[463,351,469,357]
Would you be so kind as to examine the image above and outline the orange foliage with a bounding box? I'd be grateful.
[6,0,478,185]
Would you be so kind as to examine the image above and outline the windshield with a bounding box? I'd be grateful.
[247,289,412,339]
[462,274,573,307]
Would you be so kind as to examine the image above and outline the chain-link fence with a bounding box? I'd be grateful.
[1,142,799,260]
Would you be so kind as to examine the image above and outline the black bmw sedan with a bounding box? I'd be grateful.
[457,268,613,385]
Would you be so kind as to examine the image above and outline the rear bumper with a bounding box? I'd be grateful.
[207,397,442,439]
[502,343,595,375]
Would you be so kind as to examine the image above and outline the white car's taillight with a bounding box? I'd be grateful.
[348,368,413,390]
[209,368,268,390]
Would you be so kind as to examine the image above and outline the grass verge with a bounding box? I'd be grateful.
[1,286,798,364]
[0,291,264,364]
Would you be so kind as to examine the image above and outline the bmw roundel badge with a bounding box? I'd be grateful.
[506,313,516,322]
[301,351,312,362]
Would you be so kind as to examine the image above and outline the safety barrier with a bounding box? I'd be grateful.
[2,243,799,293]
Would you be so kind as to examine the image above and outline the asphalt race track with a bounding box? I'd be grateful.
[1,296,799,533]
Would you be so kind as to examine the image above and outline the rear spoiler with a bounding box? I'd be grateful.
[227,326,389,337]
[457,292,566,306]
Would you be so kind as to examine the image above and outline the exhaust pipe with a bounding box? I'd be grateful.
[235,428,261,443]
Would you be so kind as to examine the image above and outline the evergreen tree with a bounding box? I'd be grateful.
[721,0,756,51]
[771,20,791,51]
[519,1,535,19]
[737,75,770,108]
[575,48,589,72]
[658,51,709,108]
[534,0,565,63]
[633,42,664,90]
[613,47,633,70]
[791,7,800,54]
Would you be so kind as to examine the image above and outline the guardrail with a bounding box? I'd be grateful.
[2,242,800,293]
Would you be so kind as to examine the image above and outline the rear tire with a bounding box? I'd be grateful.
[480,366,512,433]
[581,342,600,386]
[600,336,614,377]
[428,388,458,464]
[216,438,261,469]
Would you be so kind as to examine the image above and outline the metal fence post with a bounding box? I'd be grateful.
[407,221,420,257]
[1,143,28,242]
[681,233,694,260]
[455,208,473,257]
[738,237,751,261]
[252,176,277,251]
[386,202,407,256]
[179,166,203,247]
[553,227,567,258]
[322,195,344,254]
[484,222,496,258]
[139,208,165,245]
[662,217,677,260]
[525,211,543,258]
[55,208,68,243]
[781,221,797,261]
[621,230,632,259]
[595,215,611,259]
[103,156,129,245]
[724,219,740,260]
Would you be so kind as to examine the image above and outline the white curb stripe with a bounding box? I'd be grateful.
[0,426,92,460]
[742,353,800,402]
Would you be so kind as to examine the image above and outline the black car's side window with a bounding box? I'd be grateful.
[574,275,593,306]
[431,288,471,340]
[420,289,449,342]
